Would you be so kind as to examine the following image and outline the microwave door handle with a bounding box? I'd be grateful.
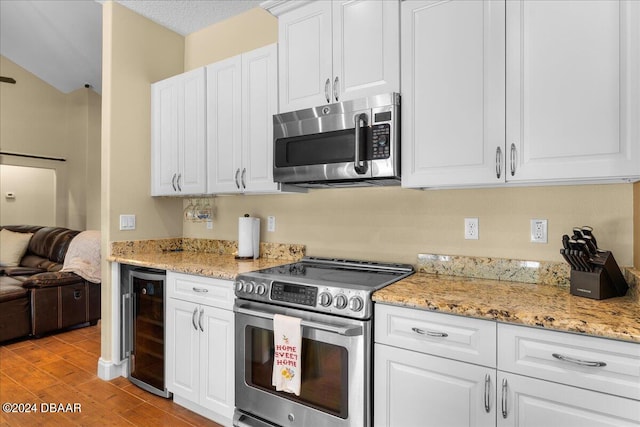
[234,305,363,337]
[354,113,368,175]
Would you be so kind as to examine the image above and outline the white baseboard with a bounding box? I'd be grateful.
[97,357,126,381]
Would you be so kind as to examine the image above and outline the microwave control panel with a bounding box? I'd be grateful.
[371,124,391,160]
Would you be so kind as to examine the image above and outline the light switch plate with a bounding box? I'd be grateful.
[119,214,136,231]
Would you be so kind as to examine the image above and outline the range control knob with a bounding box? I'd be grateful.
[255,283,266,295]
[235,280,244,292]
[244,281,255,294]
[334,294,348,310]
[318,292,333,307]
[349,296,364,312]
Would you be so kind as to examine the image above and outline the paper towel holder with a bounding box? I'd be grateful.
[236,214,260,260]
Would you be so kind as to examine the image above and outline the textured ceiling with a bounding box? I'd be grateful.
[0,0,262,95]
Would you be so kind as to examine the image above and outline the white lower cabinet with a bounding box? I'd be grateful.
[374,304,497,427]
[166,272,234,426]
[374,344,496,427]
[497,372,640,427]
[374,304,640,427]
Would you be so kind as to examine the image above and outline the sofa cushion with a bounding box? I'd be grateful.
[0,278,29,302]
[28,227,80,264]
[0,229,34,267]
[1,266,47,276]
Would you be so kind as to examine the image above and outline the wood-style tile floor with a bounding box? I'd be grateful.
[0,322,223,427]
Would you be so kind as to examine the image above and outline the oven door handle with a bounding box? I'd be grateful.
[235,306,363,337]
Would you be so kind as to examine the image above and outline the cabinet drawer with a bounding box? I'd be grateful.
[167,271,234,309]
[498,323,640,400]
[375,304,496,367]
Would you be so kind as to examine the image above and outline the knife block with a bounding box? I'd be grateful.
[569,251,628,300]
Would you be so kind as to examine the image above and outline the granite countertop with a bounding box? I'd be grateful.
[108,237,305,281]
[373,270,640,344]
[108,250,291,281]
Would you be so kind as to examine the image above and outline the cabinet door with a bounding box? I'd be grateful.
[166,298,200,402]
[497,372,640,427]
[374,344,496,427]
[179,67,207,195]
[242,44,279,193]
[333,0,400,103]
[401,0,505,188]
[207,56,243,193]
[506,0,640,183]
[278,0,333,112]
[199,305,234,420]
[151,76,180,196]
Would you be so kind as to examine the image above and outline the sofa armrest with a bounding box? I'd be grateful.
[21,271,85,289]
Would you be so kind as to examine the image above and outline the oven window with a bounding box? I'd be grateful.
[275,129,365,167]
[246,326,349,418]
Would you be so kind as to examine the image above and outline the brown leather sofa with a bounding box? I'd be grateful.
[0,225,101,342]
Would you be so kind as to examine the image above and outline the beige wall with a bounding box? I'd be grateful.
[184,8,277,70]
[101,1,184,361]
[184,184,635,267]
[0,56,101,229]
[0,165,56,225]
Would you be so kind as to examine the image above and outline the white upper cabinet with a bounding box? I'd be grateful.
[207,44,282,194]
[151,67,207,196]
[272,0,400,113]
[402,0,640,189]
[506,0,640,183]
[401,0,505,188]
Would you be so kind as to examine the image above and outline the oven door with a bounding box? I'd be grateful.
[234,300,370,427]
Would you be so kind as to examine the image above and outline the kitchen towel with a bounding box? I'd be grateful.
[272,314,302,396]
[238,215,260,259]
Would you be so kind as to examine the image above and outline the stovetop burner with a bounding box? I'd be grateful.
[234,256,414,319]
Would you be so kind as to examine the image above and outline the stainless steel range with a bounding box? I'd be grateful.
[233,257,414,427]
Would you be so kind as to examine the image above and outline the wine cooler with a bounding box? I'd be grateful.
[122,267,171,398]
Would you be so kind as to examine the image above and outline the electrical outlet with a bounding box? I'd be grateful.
[530,219,548,243]
[464,218,479,240]
[267,216,276,232]
[206,221,213,230]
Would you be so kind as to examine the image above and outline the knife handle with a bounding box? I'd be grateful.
[560,249,578,270]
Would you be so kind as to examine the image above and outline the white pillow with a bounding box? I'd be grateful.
[0,229,34,267]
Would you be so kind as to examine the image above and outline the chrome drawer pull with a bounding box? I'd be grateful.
[411,327,448,338]
[192,287,209,293]
[552,353,607,367]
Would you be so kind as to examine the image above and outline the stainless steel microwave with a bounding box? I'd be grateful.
[273,93,400,188]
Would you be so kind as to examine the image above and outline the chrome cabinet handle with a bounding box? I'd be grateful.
[234,168,240,189]
[325,78,331,103]
[171,173,177,191]
[510,143,516,176]
[333,76,339,102]
[176,173,182,191]
[496,146,502,179]
[411,327,448,338]
[191,307,198,331]
[198,308,204,332]
[552,353,607,367]
[354,113,368,175]
[241,168,246,189]
[501,378,508,419]
[484,374,491,413]
[192,287,209,293]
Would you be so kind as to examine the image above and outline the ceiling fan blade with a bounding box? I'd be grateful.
[0,77,17,84]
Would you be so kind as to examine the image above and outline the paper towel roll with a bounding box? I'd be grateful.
[238,216,260,259]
